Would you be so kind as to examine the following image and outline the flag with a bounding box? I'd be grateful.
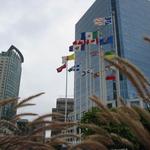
[106,75,116,80]
[105,16,112,25]
[105,54,116,60]
[62,56,67,64]
[100,36,113,45]
[81,69,93,76]
[94,18,105,26]
[74,45,81,51]
[81,71,86,76]
[104,51,116,60]
[69,46,74,52]
[81,31,98,40]
[69,45,85,52]
[73,40,85,45]
[94,72,100,78]
[93,71,103,78]
[74,45,85,51]
[90,51,100,56]
[86,39,98,45]
[56,64,66,73]
[87,69,93,74]
[94,16,112,26]
[68,65,80,72]
[67,53,75,60]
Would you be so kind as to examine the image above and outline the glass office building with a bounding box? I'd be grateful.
[0,45,24,119]
[74,0,150,120]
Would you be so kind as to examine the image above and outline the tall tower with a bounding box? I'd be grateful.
[0,45,24,119]
[74,0,150,121]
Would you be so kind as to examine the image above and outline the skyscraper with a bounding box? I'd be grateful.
[74,0,150,120]
[0,45,24,119]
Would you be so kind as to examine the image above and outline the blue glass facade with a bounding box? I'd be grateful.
[74,0,150,120]
[115,0,150,100]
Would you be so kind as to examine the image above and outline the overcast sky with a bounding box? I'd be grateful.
[0,0,95,116]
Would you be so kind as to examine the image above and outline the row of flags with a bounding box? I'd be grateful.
[68,16,112,52]
[56,50,116,72]
[93,16,112,26]
[56,15,116,81]
[69,35,113,52]
[57,63,116,80]
[57,62,116,81]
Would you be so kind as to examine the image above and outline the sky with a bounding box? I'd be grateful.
[0,0,95,116]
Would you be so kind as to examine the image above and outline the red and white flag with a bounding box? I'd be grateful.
[56,64,66,73]
[73,40,85,45]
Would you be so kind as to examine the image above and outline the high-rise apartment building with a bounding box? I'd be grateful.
[74,0,150,120]
[51,98,74,137]
[0,45,24,119]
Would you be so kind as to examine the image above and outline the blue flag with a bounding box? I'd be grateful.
[68,65,80,72]
[81,32,86,40]
[69,46,74,52]
[105,16,112,25]
[100,36,113,45]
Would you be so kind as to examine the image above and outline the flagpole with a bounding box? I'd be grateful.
[85,44,89,112]
[64,61,68,122]
[97,29,103,100]
[88,44,91,109]
[112,11,120,107]
[74,62,77,143]
[98,29,107,102]
[79,65,82,119]
[88,44,93,107]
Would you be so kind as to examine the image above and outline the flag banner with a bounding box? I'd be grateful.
[94,18,105,26]
[100,36,113,45]
[90,51,100,56]
[94,72,100,78]
[81,31,98,40]
[90,51,104,56]
[68,65,80,72]
[69,46,74,52]
[104,51,115,55]
[73,40,85,45]
[81,69,93,76]
[106,75,116,80]
[104,51,116,60]
[67,53,75,61]
[93,71,104,78]
[105,54,116,60]
[74,45,85,51]
[86,39,98,45]
[69,45,85,52]
[62,56,67,64]
[94,16,112,26]
[87,69,93,74]
[56,64,66,73]
[105,16,112,25]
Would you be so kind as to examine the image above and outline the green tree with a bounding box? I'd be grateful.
[80,105,150,150]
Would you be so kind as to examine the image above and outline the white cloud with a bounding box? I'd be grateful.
[0,0,95,118]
